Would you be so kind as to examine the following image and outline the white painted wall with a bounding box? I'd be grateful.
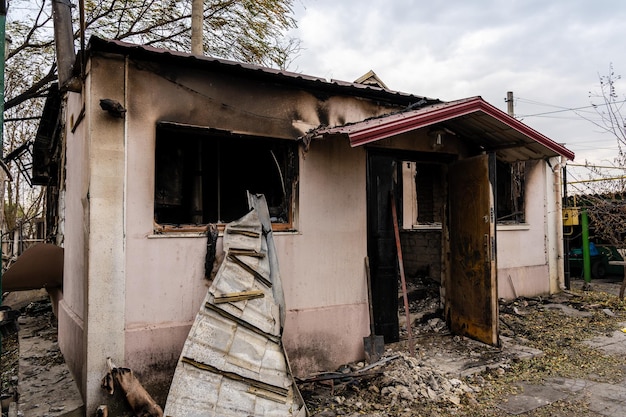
[84,55,128,411]
[496,160,562,299]
[58,91,88,394]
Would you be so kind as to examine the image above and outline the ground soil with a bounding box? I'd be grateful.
[3,277,626,417]
[0,331,18,415]
[298,276,626,416]
[1,298,52,417]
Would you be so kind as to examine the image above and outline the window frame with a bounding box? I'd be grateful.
[495,159,526,225]
[153,122,298,233]
[401,160,445,230]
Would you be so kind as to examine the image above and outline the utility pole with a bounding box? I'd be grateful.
[52,0,76,88]
[0,0,7,355]
[191,0,203,55]
[506,91,514,117]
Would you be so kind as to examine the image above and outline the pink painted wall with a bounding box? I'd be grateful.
[276,138,370,376]
[56,50,564,408]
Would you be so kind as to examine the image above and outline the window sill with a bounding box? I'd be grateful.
[148,227,300,238]
[148,232,208,239]
[497,223,530,231]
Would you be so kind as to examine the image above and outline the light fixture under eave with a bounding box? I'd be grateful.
[428,127,456,150]
[433,132,444,149]
[429,130,445,150]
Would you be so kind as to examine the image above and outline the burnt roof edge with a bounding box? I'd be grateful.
[86,36,441,108]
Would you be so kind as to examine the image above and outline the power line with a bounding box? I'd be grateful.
[514,96,626,118]
[570,145,619,151]
[567,176,626,184]
[517,104,597,117]
[568,164,626,169]
[518,114,602,121]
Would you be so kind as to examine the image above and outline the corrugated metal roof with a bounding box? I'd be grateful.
[310,96,575,162]
[87,36,438,107]
[86,37,574,162]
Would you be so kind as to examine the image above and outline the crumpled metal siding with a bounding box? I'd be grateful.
[164,199,307,417]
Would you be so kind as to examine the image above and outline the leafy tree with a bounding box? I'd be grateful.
[0,0,300,250]
[82,0,299,67]
[6,0,300,118]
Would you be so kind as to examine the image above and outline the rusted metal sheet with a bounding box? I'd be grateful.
[446,154,499,346]
[164,195,307,417]
[3,243,64,291]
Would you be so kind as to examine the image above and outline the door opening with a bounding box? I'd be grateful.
[367,151,499,348]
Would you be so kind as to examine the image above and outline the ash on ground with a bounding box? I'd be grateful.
[298,277,626,417]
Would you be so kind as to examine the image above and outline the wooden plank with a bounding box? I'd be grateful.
[214,290,265,304]
[390,193,415,357]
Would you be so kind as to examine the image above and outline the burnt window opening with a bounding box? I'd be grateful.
[154,125,298,230]
[401,161,444,228]
[496,160,525,224]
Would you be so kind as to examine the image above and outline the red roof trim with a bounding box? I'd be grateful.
[328,97,574,160]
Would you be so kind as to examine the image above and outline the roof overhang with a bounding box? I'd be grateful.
[87,36,439,108]
[310,96,575,162]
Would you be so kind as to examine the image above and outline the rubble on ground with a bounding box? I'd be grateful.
[298,279,626,417]
[297,351,479,416]
[4,280,626,417]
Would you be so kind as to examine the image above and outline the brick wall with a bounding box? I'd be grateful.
[399,229,442,282]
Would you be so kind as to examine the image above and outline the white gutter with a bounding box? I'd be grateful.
[553,156,566,292]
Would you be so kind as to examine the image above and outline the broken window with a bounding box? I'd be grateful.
[401,161,444,229]
[496,160,525,224]
[154,123,298,231]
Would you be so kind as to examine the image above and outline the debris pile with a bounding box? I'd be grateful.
[299,352,481,416]
[4,278,626,417]
[379,353,475,406]
[398,275,442,339]
[300,282,626,417]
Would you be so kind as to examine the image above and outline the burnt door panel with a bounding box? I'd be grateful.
[367,153,399,343]
[446,154,498,346]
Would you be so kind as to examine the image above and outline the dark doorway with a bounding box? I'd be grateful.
[366,153,399,342]
[367,150,499,347]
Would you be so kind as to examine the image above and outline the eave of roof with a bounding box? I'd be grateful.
[84,37,573,161]
[86,36,439,108]
[312,96,575,161]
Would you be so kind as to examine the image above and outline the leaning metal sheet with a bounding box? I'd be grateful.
[164,201,307,417]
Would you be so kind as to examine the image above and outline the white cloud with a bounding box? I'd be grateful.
[288,0,626,181]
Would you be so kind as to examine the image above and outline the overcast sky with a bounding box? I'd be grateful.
[287,0,626,188]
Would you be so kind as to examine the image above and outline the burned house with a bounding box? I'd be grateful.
[31,36,574,411]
